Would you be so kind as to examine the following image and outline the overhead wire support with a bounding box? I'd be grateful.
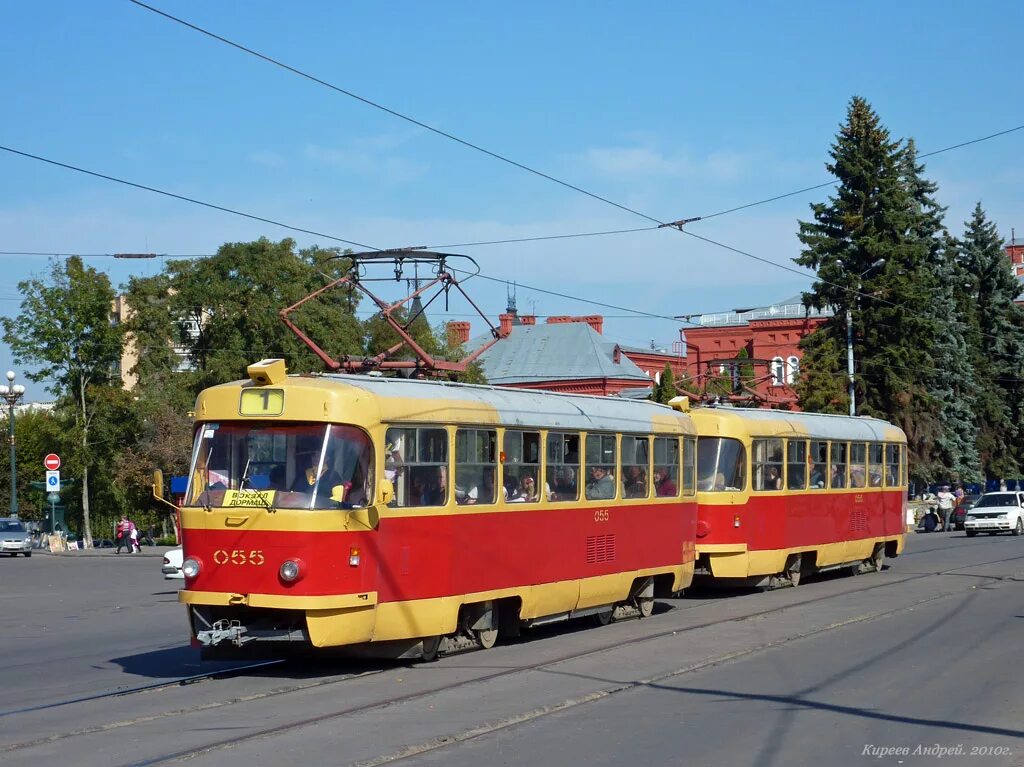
[657,217,702,231]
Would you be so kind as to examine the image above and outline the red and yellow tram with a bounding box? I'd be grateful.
[688,406,907,586]
[179,360,698,659]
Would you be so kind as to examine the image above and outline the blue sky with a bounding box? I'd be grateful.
[1,0,1022,399]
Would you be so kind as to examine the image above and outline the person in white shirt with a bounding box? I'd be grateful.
[936,485,955,532]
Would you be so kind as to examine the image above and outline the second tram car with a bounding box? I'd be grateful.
[179,360,698,659]
[689,406,907,586]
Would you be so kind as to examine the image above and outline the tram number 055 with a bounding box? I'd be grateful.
[593,509,610,523]
[213,549,266,566]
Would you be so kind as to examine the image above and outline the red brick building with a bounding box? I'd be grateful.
[680,296,831,408]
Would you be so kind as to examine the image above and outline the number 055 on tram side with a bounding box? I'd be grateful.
[179,359,698,660]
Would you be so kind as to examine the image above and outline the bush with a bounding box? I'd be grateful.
[156,535,178,546]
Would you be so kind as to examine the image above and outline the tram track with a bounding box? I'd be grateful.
[6,551,1020,765]
[0,660,287,718]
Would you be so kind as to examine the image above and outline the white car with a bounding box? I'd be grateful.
[0,518,32,556]
[162,547,184,579]
[963,492,1024,537]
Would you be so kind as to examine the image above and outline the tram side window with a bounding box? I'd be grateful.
[682,437,696,496]
[899,444,907,487]
[547,432,580,502]
[585,434,617,501]
[697,437,746,492]
[810,440,828,488]
[621,435,650,498]
[752,438,784,491]
[503,430,541,503]
[868,443,884,487]
[386,426,448,507]
[455,428,497,505]
[653,436,681,497]
[829,442,848,489]
[849,442,867,488]
[787,439,807,490]
[884,444,899,487]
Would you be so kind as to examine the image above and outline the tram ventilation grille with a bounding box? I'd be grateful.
[850,509,868,532]
[586,534,616,563]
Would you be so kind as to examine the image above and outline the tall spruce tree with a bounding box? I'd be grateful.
[900,141,981,482]
[958,204,1024,477]
[795,97,944,480]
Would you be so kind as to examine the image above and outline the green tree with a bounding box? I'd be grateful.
[2,257,122,545]
[958,203,1024,477]
[166,239,364,387]
[0,409,68,523]
[795,97,943,480]
[651,363,676,404]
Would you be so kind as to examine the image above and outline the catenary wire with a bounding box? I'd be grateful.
[126,0,661,227]
[128,0,1022,242]
[0,145,378,251]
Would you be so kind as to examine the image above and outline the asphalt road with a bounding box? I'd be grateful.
[0,532,1021,767]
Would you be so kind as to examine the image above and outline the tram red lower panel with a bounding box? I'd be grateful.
[697,490,904,551]
[182,501,696,603]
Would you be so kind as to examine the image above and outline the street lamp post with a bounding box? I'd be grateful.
[838,259,885,417]
[0,371,26,517]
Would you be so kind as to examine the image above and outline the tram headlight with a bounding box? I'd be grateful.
[279,559,305,583]
[182,557,202,579]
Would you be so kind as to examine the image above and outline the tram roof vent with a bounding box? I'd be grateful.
[668,395,690,413]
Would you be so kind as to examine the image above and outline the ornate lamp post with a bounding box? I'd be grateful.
[0,371,26,517]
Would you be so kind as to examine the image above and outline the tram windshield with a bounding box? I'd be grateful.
[696,437,746,492]
[185,422,374,510]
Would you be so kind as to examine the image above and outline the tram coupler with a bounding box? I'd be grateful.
[196,619,253,647]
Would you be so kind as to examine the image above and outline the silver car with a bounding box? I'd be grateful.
[0,519,32,557]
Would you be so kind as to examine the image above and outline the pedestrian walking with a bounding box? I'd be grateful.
[936,485,955,532]
[114,516,130,554]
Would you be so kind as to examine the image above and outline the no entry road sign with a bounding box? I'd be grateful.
[44,453,61,471]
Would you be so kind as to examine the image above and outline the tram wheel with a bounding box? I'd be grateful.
[870,545,885,572]
[785,554,802,587]
[591,607,613,626]
[475,628,498,650]
[420,635,441,662]
[637,597,654,618]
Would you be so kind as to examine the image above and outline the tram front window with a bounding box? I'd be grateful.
[186,422,374,510]
[697,437,746,492]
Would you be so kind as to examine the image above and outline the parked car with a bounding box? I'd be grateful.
[0,518,32,557]
[951,494,981,531]
[162,547,184,580]
[963,492,1024,537]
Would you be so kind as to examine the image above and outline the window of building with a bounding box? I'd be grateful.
[455,428,497,505]
[829,442,848,489]
[771,357,785,386]
[385,426,448,507]
[585,434,617,501]
[786,356,800,384]
[752,438,784,491]
[503,430,541,503]
[697,437,746,492]
[547,432,580,502]
[810,440,828,488]
[654,436,682,497]
[621,435,650,498]
[787,439,807,490]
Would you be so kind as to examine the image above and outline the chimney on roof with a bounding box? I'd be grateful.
[520,315,536,325]
[498,313,514,337]
[447,321,471,346]
[544,315,603,333]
